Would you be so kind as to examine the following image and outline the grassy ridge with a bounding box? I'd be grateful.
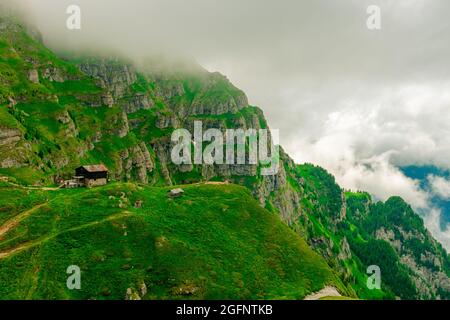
[0,182,346,300]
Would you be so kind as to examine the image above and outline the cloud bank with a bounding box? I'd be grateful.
[429,175,450,200]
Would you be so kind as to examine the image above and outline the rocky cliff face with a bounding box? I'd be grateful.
[0,126,30,168]
[0,16,449,299]
[343,193,450,299]
[79,60,137,99]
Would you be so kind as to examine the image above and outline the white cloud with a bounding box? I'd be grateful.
[278,83,450,250]
[428,175,450,200]
[282,83,449,205]
[424,208,450,251]
[287,125,431,211]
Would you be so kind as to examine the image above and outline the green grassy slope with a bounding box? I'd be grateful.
[0,181,347,300]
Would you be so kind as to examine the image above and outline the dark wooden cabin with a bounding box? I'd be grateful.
[75,164,108,187]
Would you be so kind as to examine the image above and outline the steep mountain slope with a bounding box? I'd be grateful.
[344,192,450,298]
[0,181,347,300]
[293,164,450,299]
[0,14,449,299]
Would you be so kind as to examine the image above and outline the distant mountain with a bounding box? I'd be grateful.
[0,14,449,299]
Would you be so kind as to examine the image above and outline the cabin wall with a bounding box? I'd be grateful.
[75,167,88,177]
[85,178,107,187]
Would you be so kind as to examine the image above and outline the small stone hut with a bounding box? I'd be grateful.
[75,164,109,187]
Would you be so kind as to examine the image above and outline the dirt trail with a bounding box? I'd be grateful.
[0,211,132,260]
[0,242,32,259]
[193,181,230,186]
[0,177,60,191]
[303,286,341,300]
[0,203,48,238]
[203,181,229,185]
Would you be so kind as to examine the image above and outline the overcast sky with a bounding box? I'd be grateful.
[5,0,450,249]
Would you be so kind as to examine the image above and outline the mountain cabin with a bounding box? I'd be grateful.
[75,164,109,187]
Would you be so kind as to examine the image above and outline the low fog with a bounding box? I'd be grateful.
[3,0,450,249]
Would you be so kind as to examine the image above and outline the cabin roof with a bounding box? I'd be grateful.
[78,164,108,173]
